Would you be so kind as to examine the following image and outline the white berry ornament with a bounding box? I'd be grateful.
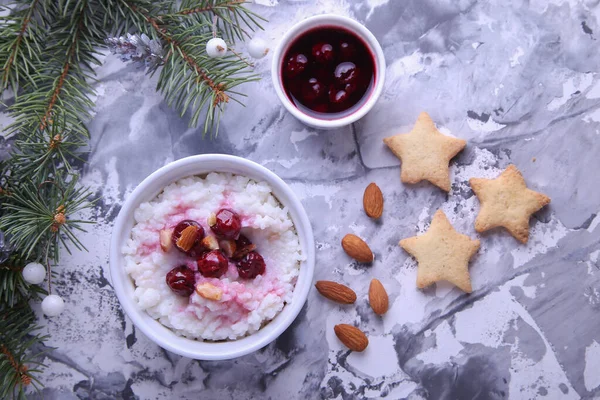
[206,38,227,58]
[247,37,269,59]
[22,262,46,285]
[41,294,65,317]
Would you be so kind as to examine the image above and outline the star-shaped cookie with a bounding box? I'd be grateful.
[383,112,466,191]
[469,164,551,244]
[400,210,480,293]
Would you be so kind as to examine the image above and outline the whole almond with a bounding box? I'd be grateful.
[363,183,383,219]
[334,324,369,352]
[369,279,389,315]
[315,281,357,304]
[341,234,374,263]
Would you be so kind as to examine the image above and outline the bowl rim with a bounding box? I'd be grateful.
[271,14,386,129]
[109,154,315,360]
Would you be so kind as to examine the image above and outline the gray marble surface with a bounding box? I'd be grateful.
[4,0,600,398]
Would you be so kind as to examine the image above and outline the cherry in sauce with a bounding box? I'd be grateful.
[281,27,375,115]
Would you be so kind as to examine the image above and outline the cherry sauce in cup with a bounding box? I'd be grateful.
[280,26,376,118]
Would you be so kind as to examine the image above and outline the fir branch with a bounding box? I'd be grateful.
[0,304,49,400]
[0,268,30,309]
[38,2,89,132]
[0,254,45,308]
[97,0,161,36]
[157,27,254,133]
[0,0,47,94]
[0,173,93,261]
[0,2,268,396]
[6,0,103,139]
[121,2,260,133]
[11,117,88,181]
[174,0,265,41]
[0,345,30,385]
[177,0,245,15]
[105,33,165,69]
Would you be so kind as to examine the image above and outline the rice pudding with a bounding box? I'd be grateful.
[122,172,303,341]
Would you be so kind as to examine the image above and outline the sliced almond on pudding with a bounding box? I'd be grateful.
[220,239,237,257]
[201,235,220,250]
[176,225,199,252]
[195,282,223,301]
[159,229,173,252]
[207,212,217,227]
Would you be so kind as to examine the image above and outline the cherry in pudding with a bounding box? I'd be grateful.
[172,220,205,257]
[197,250,229,278]
[232,234,257,260]
[281,27,375,115]
[236,251,266,279]
[210,209,242,240]
[236,234,252,248]
[166,265,195,296]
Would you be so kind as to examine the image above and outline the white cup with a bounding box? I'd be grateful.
[271,14,386,129]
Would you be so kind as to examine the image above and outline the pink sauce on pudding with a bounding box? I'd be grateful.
[125,173,301,341]
[136,204,283,328]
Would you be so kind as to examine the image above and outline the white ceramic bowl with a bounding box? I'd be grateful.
[271,14,386,129]
[109,155,315,360]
